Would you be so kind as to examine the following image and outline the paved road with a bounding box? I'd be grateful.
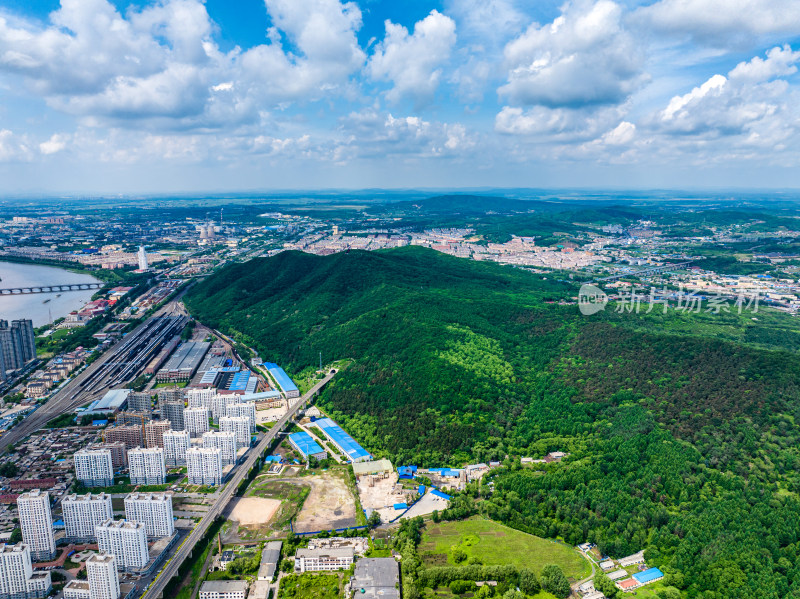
[140,370,337,599]
[0,297,185,452]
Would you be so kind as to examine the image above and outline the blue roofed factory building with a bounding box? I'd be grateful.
[263,362,300,398]
[313,417,371,463]
[288,432,328,462]
[632,568,664,585]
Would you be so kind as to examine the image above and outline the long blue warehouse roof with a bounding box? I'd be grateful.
[431,489,452,500]
[263,362,299,393]
[288,432,325,458]
[229,370,251,391]
[633,568,663,584]
[314,417,371,461]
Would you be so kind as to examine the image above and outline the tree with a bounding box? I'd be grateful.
[449,581,475,595]
[657,588,682,599]
[594,572,618,599]
[518,568,541,595]
[280,559,293,573]
[501,591,524,599]
[367,510,382,529]
[540,565,570,599]
[0,462,19,478]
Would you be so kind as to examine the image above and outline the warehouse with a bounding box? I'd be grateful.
[263,362,299,398]
[288,432,327,461]
[312,417,371,463]
[632,568,664,585]
[157,341,211,382]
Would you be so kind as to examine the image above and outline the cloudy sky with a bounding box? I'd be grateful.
[1,0,799,193]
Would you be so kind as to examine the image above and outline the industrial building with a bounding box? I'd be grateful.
[156,342,210,383]
[294,547,354,573]
[198,581,248,599]
[85,389,131,416]
[263,363,299,398]
[348,558,400,599]
[257,541,282,581]
[288,432,327,461]
[198,367,258,395]
[312,418,371,462]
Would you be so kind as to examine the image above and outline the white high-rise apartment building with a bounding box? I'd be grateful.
[219,416,251,448]
[0,543,52,599]
[185,407,210,438]
[86,554,120,599]
[225,403,256,433]
[211,393,239,422]
[124,493,174,539]
[74,449,114,487]
[62,493,113,542]
[163,429,190,467]
[17,490,56,562]
[202,431,237,466]
[186,447,223,486]
[137,246,148,271]
[127,447,166,486]
[186,388,214,409]
[95,520,149,572]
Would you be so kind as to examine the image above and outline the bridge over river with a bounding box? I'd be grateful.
[0,282,104,295]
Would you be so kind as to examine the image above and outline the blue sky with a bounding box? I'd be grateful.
[0,0,799,193]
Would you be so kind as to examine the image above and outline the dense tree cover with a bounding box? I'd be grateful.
[185,247,800,598]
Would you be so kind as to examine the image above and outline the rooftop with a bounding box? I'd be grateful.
[200,581,249,593]
[314,417,370,461]
[288,432,325,458]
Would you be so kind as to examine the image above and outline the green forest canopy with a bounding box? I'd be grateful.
[185,246,800,598]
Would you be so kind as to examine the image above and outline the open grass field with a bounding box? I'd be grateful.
[419,517,590,581]
[278,574,342,599]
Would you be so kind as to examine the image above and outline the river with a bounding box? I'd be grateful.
[0,261,102,328]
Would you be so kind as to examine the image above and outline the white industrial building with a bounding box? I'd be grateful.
[185,407,210,438]
[62,493,113,542]
[163,429,190,466]
[124,493,174,539]
[219,416,251,448]
[127,447,166,486]
[225,402,256,433]
[186,447,223,486]
[294,547,355,573]
[202,431,238,466]
[0,543,52,599]
[198,581,248,599]
[95,520,149,572]
[74,449,115,487]
[17,490,56,562]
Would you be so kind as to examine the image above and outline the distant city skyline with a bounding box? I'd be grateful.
[0,0,799,193]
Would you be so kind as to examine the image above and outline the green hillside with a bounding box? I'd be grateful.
[185,246,800,598]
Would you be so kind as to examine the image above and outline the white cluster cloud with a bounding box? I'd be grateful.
[368,10,457,106]
[656,45,800,145]
[637,0,800,44]
[0,0,366,127]
[499,0,643,108]
[1,0,800,179]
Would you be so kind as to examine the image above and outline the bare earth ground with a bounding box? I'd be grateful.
[357,472,414,523]
[228,497,282,526]
[294,470,357,533]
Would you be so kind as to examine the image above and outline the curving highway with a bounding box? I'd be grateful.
[139,370,337,599]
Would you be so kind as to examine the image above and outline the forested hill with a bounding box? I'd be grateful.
[185,247,800,598]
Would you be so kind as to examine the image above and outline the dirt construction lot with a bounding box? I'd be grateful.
[229,497,282,526]
[294,470,357,533]
[357,472,414,523]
